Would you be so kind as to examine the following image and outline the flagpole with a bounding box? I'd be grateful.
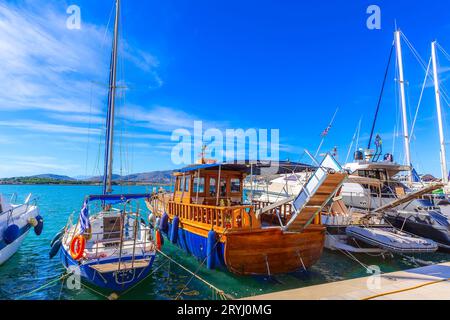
[315,107,339,158]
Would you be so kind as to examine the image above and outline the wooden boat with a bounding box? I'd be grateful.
[147,155,347,276]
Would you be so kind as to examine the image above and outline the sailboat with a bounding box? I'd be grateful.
[0,193,43,265]
[343,29,450,251]
[51,0,156,293]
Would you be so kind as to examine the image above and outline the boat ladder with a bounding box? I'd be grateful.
[284,153,347,232]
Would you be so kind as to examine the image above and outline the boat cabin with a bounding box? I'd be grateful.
[173,163,247,206]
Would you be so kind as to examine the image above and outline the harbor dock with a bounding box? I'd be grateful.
[244,262,450,300]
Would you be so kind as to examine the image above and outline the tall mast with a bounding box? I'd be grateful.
[431,41,448,184]
[103,0,120,195]
[395,29,412,185]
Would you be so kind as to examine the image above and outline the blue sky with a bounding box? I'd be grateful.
[1,0,450,178]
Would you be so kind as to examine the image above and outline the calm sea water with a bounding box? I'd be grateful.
[0,184,449,300]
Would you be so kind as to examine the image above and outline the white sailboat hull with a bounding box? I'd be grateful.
[0,229,30,265]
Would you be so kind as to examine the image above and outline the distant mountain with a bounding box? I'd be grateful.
[73,175,92,180]
[1,170,174,185]
[84,171,173,183]
[32,174,76,181]
[85,174,122,182]
[122,171,173,183]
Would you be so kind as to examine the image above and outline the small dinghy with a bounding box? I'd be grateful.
[346,226,438,254]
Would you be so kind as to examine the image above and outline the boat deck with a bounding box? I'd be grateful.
[90,259,150,273]
[243,262,450,300]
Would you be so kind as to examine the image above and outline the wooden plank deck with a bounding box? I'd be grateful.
[243,262,450,300]
[90,259,150,273]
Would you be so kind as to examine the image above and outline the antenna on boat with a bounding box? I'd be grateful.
[431,41,449,184]
[394,28,413,185]
[102,0,120,195]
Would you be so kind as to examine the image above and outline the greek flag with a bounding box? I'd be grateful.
[80,200,91,234]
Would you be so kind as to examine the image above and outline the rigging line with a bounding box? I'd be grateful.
[355,117,362,154]
[410,56,432,138]
[436,42,450,62]
[84,81,95,178]
[314,107,339,158]
[400,31,429,72]
[368,42,395,150]
[345,117,362,163]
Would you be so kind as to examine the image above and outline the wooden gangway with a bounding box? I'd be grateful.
[374,183,445,213]
[285,154,347,232]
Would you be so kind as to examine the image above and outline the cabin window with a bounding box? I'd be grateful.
[193,177,205,193]
[209,178,217,196]
[184,175,191,192]
[179,176,185,192]
[230,178,241,193]
[220,178,227,197]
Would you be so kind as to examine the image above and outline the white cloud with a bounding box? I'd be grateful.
[48,113,106,125]
[0,120,101,135]
[0,155,79,178]
[0,1,163,115]
[0,1,110,114]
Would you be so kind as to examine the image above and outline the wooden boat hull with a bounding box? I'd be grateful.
[224,227,325,275]
[163,218,325,276]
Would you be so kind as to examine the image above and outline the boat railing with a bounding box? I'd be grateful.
[167,201,259,230]
[0,196,38,217]
[88,227,154,261]
[252,199,293,223]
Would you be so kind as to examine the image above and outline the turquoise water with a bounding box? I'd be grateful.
[0,184,449,300]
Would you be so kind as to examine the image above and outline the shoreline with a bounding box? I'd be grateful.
[0,183,172,187]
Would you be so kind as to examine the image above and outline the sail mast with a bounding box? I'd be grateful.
[103,0,120,195]
[431,41,448,184]
[394,29,412,185]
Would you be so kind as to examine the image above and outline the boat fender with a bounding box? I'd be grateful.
[4,224,20,245]
[155,230,162,250]
[34,215,44,236]
[206,230,216,270]
[155,217,161,231]
[148,213,156,229]
[49,239,62,259]
[160,213,169,234]
[50,229,65,247]
[28,217,38,228]
[70,235,86,260]
[170,216,179,244]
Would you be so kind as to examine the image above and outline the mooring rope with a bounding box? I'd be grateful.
[361,277,450,300]
[15,271,74,300]
[157,249,232,300]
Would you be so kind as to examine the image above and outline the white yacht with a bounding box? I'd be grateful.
[0,193,43,265]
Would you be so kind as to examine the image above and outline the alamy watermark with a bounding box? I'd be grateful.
[366,265,382,290]
[66,5,81,30]
[66,266,81,291]
[171,121,280,167]
[366,5,381,30]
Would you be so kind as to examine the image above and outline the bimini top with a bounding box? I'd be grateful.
[86,193,152,204]
[174,161,315,175]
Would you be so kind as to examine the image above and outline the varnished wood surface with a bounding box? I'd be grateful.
[224,226,325,275]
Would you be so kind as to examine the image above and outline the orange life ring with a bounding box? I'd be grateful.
[70,235,86,260]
